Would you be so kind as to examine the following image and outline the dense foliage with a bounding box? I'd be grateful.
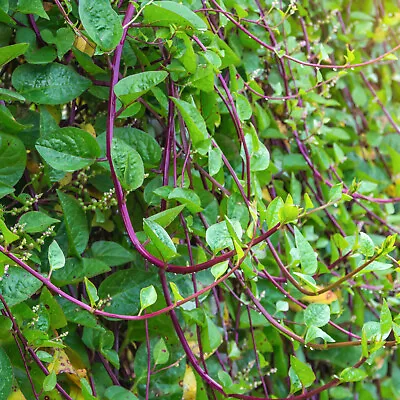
[1,0,400,399]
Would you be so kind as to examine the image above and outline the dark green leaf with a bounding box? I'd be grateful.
[12,63,91,104]
[52,257,110,286]
[0,266,42,308]
[0,348,12,399]
[91,241,134,266]
[79,0,123,51]
[57,190,89,255]
[0,133,26,186]
[98,267,156,315]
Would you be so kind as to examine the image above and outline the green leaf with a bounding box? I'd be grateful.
[79,0,123,51]
[36,127,100,172]
[114,71,168,105]
[201,316,222,353]
[111,137,144,191]
[276,300,289,313]
[143,219,177,261]
[43,371,57,392]
[168,188,202,213]
[305,326,335,343]
[235,93,252,121]
[104,386,138,400]
[153,338,169,365]
[36,350,53,363]
[57,190,89,255]
[0,88,25,102]
[206,220,242,253]
[294,226,318,275]
[84,277,99,307]
[0,43,29,66]
[147,205,186,228]
[170,281,184,302]
[17,0,48,19]
[113,127,161,168]
[40,288,67,329]
[211,260,229,280]
[19,211,60,234]
[0,219,19,245]
[48,240,65,271]
[279,204,300,225]
[41,27,75,59]
[290,356,315,388]
[340,367,368,382]
[0,105,29,133]
[52,257,110,286]
[359,232,374,257]
[304,303,330,328]
[0,183,14,200]
[304,193,314,209]
[139,285,157,315]
[0,266,42,308]
[143,1,207,31]
[171,98,210,155]
[208,147,223,176]
[12,63,91,104]
[380,300,392,339]
[266,197,284,229]
[98,267,156,315]
[0,133,26,186]
[91,241,135,267]
[0,348,13,399]
[328,183,343,202]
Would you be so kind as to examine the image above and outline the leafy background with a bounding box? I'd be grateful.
[0,0,400,399]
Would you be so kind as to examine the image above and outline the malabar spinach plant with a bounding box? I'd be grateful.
[0,0,400,399]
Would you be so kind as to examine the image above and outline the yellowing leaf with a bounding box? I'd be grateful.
[48,349,87,388]
[302,289,338,305]
[74,35,96,57]
[182,365,197,400]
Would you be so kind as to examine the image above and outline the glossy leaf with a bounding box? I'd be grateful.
[111,137,144,191]
[143,219,177,261]
[171,98,210,155]
[36,127,100,172]
[114,71,168,105]
[12,63,91,104]
[79,0,123,51]
[290,356,315,388]
[168,187,202,213]
[143,1,207,31]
